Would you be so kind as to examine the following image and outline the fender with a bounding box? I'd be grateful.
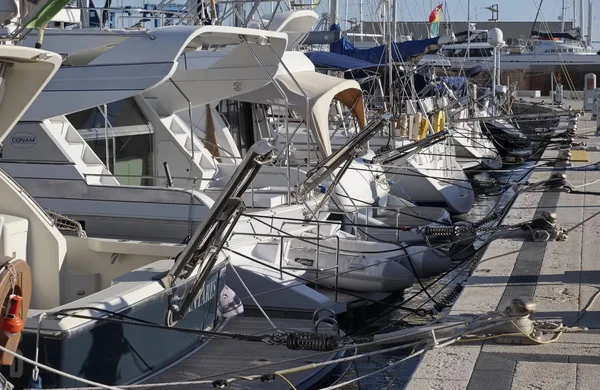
[0,256,32,366]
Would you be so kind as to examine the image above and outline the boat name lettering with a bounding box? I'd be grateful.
[294,257,314,267]
[9,133,37,149]
[187,278,218,312]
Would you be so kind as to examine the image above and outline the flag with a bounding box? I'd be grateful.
[25,0,73,30]
[428,4,443,38]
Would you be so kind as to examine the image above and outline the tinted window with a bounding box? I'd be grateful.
[67,98,151,130]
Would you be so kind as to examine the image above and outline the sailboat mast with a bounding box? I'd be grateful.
[580,0,584,35]
[359,1,363,41]
[530,0,544,39]
[587,0,593,46]
[561,0,566,32]
[387,0,393,113]
[344,0,348,30]
[467,0,471,59]
[392,0,397,41]
[330,0,338,25]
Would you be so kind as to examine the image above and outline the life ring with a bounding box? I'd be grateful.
[0,255,32,366]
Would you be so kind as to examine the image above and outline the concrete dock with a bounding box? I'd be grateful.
[405,109,600,389]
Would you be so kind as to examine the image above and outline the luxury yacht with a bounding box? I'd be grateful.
[423,28,600,72]
[0,37,248,389]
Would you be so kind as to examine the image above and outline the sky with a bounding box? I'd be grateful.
[311,0,600,43]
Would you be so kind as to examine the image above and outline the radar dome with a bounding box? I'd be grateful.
[488,28,505,47]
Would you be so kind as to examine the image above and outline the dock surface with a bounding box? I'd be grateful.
[406,108,600,389]
[144,317,343,390]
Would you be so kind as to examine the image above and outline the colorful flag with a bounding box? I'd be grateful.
[429,4,443,38]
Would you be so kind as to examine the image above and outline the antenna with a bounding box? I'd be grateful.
[485,4,499,26]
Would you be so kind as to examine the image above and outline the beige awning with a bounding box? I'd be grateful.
[235,70,365,157]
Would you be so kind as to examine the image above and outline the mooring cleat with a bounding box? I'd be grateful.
[508,298,537,316]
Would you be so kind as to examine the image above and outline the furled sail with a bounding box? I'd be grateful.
[0,0,73,37]
[329,24,453,64]
[23,0,73,30]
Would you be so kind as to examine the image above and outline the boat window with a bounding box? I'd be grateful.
[87,134,154,186]
[67,97,153,135]
[473,32,488,42]
[67,98,155,186]
[468,48,492,57]
[218,100,254,155]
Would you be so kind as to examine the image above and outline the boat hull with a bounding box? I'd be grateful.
[386,159,474,214]
[2,264,227,389]
[481,121,533,160]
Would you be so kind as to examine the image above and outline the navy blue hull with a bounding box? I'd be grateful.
[3,265,226,389]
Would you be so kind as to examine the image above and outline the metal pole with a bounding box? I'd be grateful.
[588,0,593,46]
[386,1,393,113]
[103,104,110,170]
[391,0,397,42]
[496,44,501,87]
[531,0,544,39]
[551,72,555,101]
[359,0,363,41]
[580,0,584,34]
[330,0,338,25]
[169,79,195,168]
[188,101,194,163]
[491,47,497,116]
[234,1,244,26]
[467,0,471,59]
[561,0,566,32]
[112,136,116,171]
[344,0,349,30]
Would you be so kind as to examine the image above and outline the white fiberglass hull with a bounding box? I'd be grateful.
[451,123,503,171]
[286,233,452,292]
[288,249,414,292]
[286,128,473,214]
[381,143,474,214]
[423,52,600,71]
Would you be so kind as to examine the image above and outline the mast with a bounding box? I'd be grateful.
[530,0,544,39]
[386,0,393,113]
[587,0,593,46]
[330,0,338,25]
[580,0,584,35]
[344,0,348,30]
[359,1,363,41]
[392,0,397,42]
[467,0,471,59]
[561,0,566,32]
